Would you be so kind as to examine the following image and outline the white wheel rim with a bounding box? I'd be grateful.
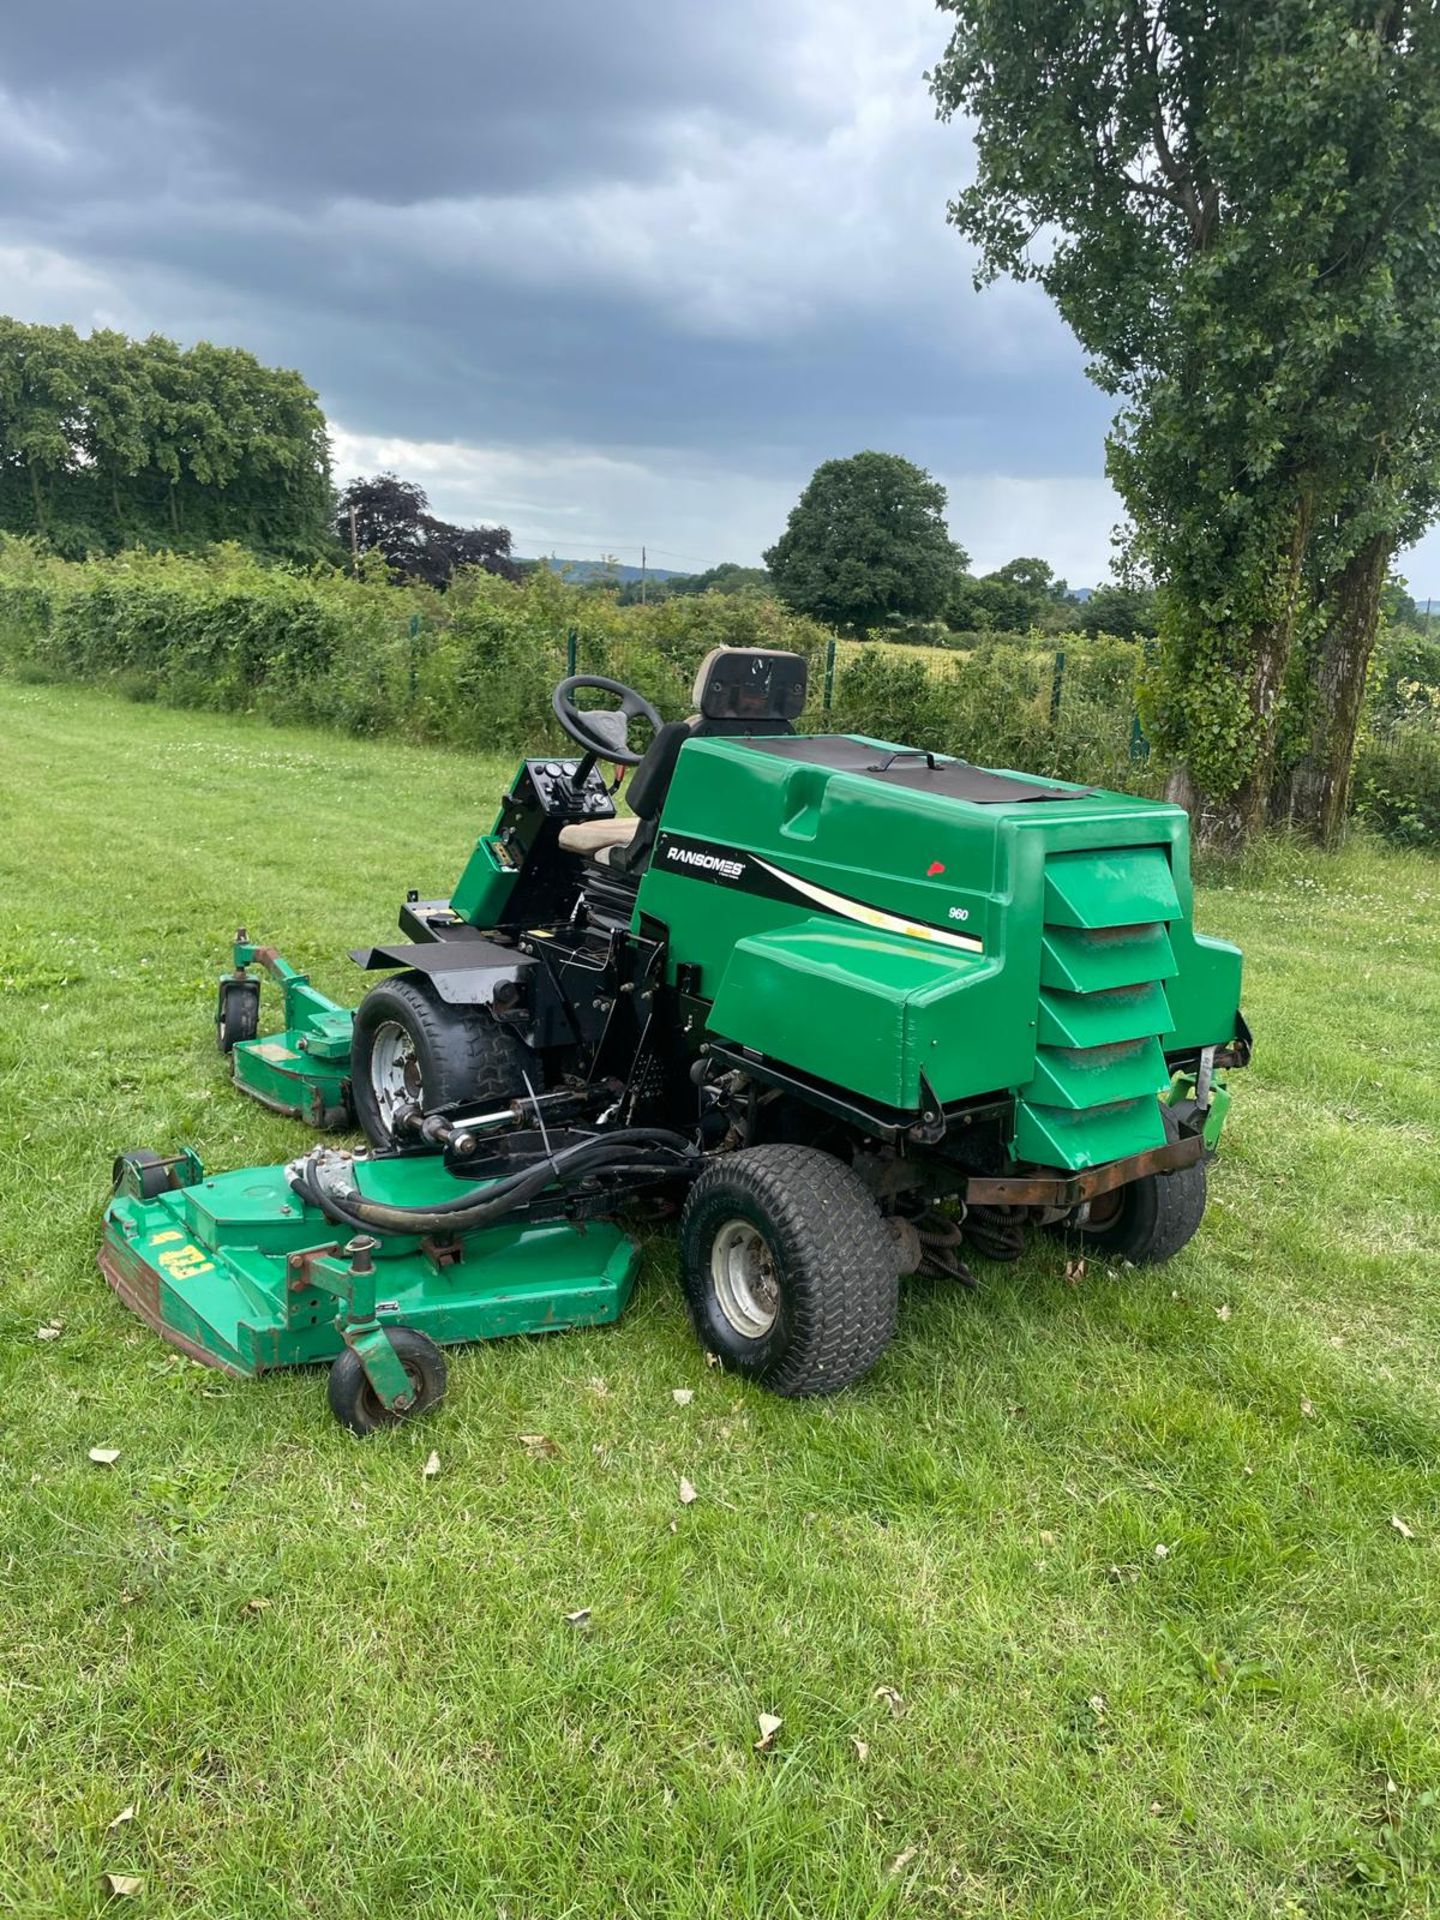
[710,1219,780,1339]
[369,1020,423,1132]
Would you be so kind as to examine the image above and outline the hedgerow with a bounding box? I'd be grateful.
[2,536,1430,839]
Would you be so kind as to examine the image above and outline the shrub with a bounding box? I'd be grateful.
[828,632,1160,793]
[0,538,831,757]
[1352,721,1440,847]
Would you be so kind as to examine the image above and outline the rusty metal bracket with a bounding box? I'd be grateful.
[962,1133,1204,1210]
[285,1242,342,1292]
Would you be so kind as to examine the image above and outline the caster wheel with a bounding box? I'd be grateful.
[327,1327,448,1436]
[217,976,261,1054]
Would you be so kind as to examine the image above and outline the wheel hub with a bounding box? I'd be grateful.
[710,1219,780,1339]
[369,1021,424,1132]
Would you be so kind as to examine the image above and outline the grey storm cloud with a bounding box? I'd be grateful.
[0,0,814,202]
[0,0,1143,574]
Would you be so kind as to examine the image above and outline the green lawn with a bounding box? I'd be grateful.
[2,680,1439,1920]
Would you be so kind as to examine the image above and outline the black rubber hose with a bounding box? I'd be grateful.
[295,1130,697,1238]
[406,1128,695,1216]
[317,1131,676,1216]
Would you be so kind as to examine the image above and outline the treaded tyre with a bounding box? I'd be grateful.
[350,971,540,1148]
[1060,1109,1207,1264]
[216,976,260,1054]
[679,1145,899,1396]
[328,1327,447,1436]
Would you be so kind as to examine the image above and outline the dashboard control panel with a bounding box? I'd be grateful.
[523,758,617,819]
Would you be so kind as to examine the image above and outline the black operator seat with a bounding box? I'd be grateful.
[557,648,809,873]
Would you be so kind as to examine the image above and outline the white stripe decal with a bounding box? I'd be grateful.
[751,857,984,954]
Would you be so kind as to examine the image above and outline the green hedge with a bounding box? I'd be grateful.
[0,539,1152,788]
[0,540,833,755]
[828,633,1159,795]
[17,538,1438,842]
[1352,723,1440,848]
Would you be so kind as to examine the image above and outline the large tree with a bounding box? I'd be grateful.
[336,472,519,588]
[765,451,966,633]
[931,1,1440,846]
[0,319,332,561]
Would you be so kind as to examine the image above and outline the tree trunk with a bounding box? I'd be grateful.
[1166,497,1312,851]
[1170,613,1295,848]
[1272,533,1389,849]
[28,460,47,532]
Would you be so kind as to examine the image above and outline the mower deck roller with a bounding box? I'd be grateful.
[101,645,1249,1430]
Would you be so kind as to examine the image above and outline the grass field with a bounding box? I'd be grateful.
[2,680,1439,1920]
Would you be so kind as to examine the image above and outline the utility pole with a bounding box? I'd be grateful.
[349,504,360,576]
[640,544,647,605]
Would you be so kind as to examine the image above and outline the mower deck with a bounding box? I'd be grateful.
[100,1152,641,1379]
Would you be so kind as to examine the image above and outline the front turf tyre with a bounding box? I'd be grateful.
[327,1327,448,1436]
[679,1146,899,1397]
[350,971,539,1148]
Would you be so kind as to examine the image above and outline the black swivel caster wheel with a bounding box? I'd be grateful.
[217,976,261,1054]
[327,1327,448,1436]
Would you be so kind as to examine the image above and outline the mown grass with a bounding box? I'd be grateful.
[1,680,1438,1920]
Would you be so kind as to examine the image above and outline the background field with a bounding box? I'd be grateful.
[2,682,1439,1919]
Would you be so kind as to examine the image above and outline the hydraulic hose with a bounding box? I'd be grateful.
[294,1128,697,1238]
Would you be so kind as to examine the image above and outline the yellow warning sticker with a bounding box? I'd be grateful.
[154,1242,215,1280]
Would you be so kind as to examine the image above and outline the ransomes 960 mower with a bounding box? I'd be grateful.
[101,648,1249,1432]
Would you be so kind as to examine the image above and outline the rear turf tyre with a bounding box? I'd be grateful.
[327,1327,447,1436]
[679,1146,899,1396]
[1061,1110,1207,1264]
[350,971,540,1148]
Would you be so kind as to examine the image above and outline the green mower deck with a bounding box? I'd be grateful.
[100,1151,640,1389]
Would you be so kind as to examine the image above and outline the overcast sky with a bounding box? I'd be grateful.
[2,0,1437,592]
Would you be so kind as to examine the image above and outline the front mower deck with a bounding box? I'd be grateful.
[100,1153,641,1379]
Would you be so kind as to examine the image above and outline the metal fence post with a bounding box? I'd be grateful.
[1049,649,1066,723]
[408,611,420,701]
[823,636,837,713]
[566,627,578,676]
[1130,712,1150,762]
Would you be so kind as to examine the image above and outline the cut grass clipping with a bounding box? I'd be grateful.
[1,680,1438,1920]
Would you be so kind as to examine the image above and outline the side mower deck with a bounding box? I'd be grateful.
[101,1151,640,1383]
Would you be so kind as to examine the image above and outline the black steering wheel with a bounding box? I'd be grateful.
[551,674,664,767]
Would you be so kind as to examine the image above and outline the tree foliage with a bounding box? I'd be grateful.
[765,451,967,633]
[949,556,1082,633]
[932,0,1440,845]
[0,318,332,562]
[335,472,519,589]
[613,561,771,606]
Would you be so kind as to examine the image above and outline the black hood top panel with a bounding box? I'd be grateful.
[744,734,1093,805]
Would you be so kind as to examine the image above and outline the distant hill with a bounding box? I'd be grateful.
[523,556,689,586]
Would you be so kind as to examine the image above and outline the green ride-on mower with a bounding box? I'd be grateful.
[100,647,1250,1433]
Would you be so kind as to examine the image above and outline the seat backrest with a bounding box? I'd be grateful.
[691,648,808,733]
[627,718,696,820]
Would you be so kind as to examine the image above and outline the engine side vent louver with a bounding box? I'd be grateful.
[1013,848,1179,1171]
